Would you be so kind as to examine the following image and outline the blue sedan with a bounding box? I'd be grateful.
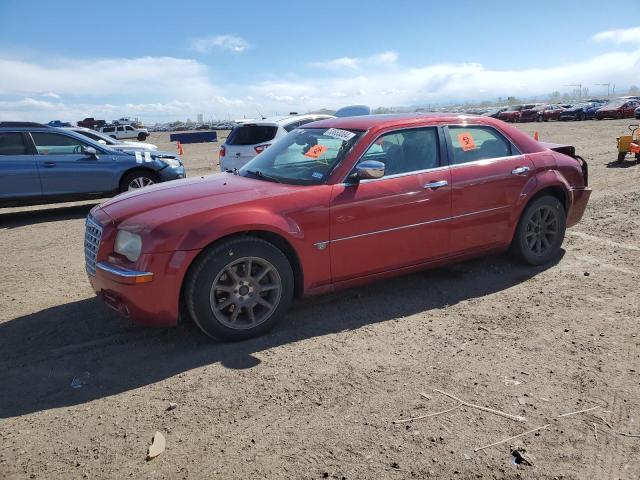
[0,122,185,207]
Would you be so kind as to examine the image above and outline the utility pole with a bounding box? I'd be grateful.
[594,83,611,97]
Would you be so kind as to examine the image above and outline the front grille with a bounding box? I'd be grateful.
[85,216,103,276]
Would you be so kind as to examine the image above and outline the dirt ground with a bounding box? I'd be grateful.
[0,119,639,480]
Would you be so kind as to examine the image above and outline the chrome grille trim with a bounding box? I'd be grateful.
[84,216,103,276]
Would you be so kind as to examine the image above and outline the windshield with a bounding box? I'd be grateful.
[238,127,363,185]
[507,105,522,111]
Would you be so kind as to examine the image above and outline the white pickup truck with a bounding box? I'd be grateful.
[99,124,149,141]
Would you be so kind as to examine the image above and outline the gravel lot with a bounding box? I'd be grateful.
[1,120,639,479]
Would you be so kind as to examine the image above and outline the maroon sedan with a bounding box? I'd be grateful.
[498,104,535,123]
[539,104,566,122]
[85,114,591,340]
[595,99,640,119]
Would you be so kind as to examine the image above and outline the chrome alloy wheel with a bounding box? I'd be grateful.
[525,206,558,256]
[128,176,155,190]
[209,257,282,330]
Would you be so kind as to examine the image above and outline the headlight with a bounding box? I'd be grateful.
[158,157,181,168]
[114,230,142,262]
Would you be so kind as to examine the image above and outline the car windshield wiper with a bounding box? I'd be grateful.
[244,169,282,183]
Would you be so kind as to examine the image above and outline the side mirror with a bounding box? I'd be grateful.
[353,160,385,180]
[84,146,99,158]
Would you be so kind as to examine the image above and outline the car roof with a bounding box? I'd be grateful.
[300,112,501,131]
[244,113,333,127]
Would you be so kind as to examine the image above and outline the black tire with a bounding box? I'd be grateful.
[110,135,117,139]
[137,133,148,141]
[119,170,159,192]
[185,237,294,341]
[617,111,624,119]
[511,195,566,266]
[578,113,586,121]
[618,152,627,164]
[536,115,543,122]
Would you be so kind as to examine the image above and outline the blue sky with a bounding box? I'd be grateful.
[1,0,639,122]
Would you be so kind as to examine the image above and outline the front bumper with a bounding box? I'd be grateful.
[159,164,186,181]
[567,187,592,228]
[89,250,200,327]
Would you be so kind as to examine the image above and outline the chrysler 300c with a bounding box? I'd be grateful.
[86,114,591,340]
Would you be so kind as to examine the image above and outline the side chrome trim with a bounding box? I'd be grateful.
[331,205,510,244]
[96,261,153,280]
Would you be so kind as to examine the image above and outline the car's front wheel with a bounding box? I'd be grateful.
[185,238,294,340]
[120,170,159,192]
[511,195,566,265]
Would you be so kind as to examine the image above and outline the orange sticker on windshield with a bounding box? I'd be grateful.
[457,132,477,151]
[304,144,328,159]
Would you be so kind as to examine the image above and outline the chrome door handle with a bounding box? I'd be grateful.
[43,161,56,168]
[424,180,448,189]
[511,166,530,175]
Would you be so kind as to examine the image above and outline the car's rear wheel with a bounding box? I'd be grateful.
[185,238,294,340]
[137,133,148,141]
[578,113,586,121]
[511,195,566,266]
[536,115,543,122]
[120,170,159,192]
[617,111,624,119]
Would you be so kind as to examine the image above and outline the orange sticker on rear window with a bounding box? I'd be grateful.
[457,132,477,151]
[304,144,328,159]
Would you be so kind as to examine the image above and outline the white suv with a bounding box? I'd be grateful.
[219,114,333,171]
[99,124,149,141]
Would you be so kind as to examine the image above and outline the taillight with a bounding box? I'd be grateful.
[219,145,225,158]
[254,144,271,154]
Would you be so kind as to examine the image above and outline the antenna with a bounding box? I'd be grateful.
[255,107,266,120]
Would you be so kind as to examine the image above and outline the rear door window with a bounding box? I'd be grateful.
[0,133,29,155]
[227,125,278,145]
[447,126,516,165]
[102,126,115,133]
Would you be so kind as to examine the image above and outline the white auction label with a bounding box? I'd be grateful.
[144,151,151,162]
[324,128,356,141]
[135,151,142,163]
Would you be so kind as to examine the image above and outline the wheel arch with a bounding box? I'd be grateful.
[119,166,160,191]
[509,180,570,246]
[179,230,305,322]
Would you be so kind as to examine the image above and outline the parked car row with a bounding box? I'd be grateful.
[492,97,640,123]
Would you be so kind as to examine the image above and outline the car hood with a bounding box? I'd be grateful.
[99,173,307,227]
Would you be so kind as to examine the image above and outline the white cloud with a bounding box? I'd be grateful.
[1,44,640,123]
[0,56,218,100]
[311,51,398,70]
[190,35,251,53]
[593,26,640,44]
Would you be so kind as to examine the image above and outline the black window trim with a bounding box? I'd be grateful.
[341,125,447,184]
[443,124,522,168]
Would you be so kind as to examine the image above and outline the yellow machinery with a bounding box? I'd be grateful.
[617,124,640,163]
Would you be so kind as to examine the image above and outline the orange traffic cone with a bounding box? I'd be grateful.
[177,141,184,155]
[533,131,539,141]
